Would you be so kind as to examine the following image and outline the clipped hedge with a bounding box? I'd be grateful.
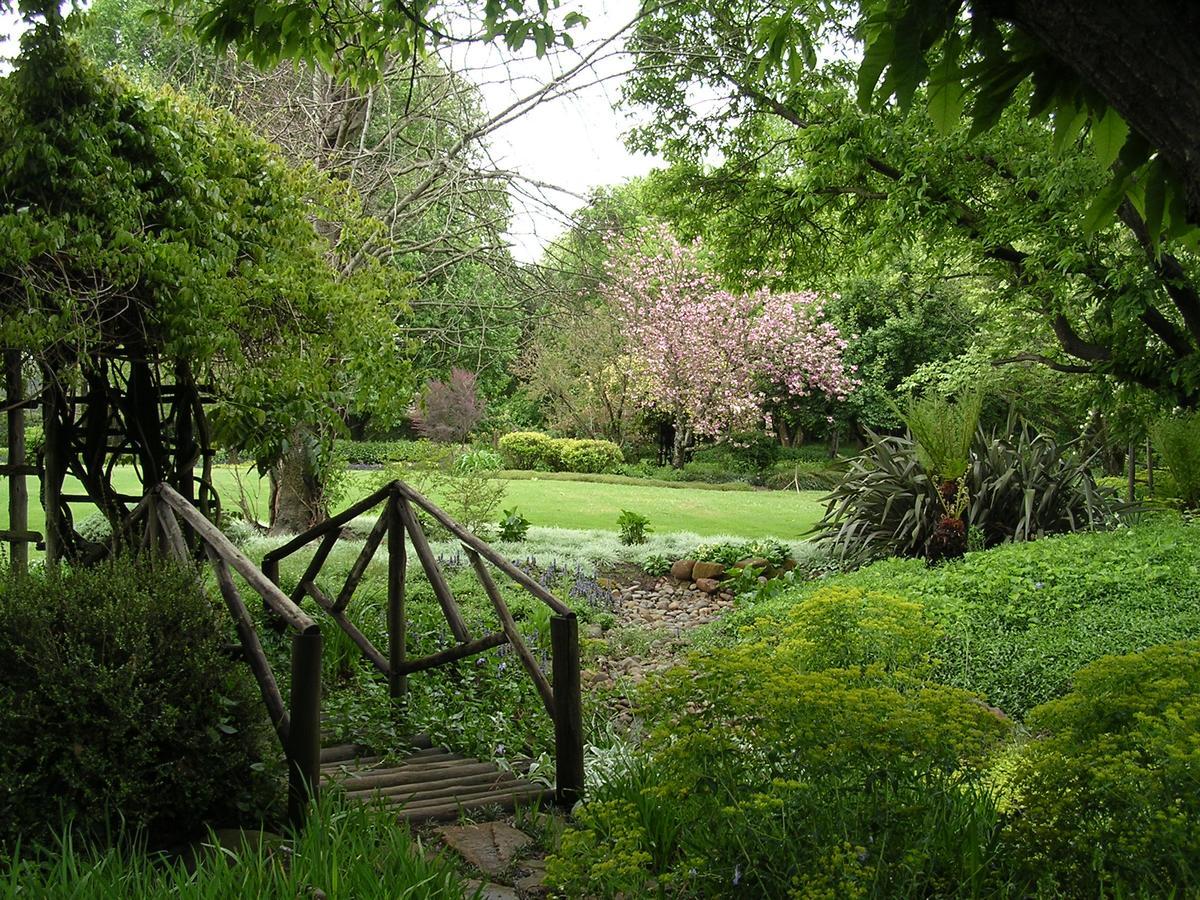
[336,439,444,467]
[498,431,557,470]
[0,560,275,846]
[498,432,623,474]
[555,438,623,474]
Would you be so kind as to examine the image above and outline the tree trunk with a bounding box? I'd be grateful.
[671,424,693,469]
[991,1,1200,225]
[269,443,327,535]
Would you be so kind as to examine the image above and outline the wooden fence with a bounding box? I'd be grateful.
[91,480,582,825]
[260,480,585,809]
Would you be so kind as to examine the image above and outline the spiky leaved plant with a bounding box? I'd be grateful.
[898,390,983,561]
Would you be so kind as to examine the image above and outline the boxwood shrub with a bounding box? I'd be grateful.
[498,432,623,474]
[498,431,557,469]
[555,438,623,474]
[0,560,276,848]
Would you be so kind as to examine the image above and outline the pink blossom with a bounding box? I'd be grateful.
[603,225,856,441]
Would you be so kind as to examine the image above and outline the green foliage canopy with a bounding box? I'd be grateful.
[0,21,410,469]
[625,0,1200,407]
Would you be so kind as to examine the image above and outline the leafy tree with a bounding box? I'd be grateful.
[849,1,1200,244]
[0,18,406,544]
[158,0,588,81]
[624,2,1200,407]
[518,182,658,446]
[519,302,640,446]
[824,276,978,438]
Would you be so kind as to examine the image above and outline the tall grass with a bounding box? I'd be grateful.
[1,798,476,899]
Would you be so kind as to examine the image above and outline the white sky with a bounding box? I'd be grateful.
[0,2,658,264]
[440,0,659,261]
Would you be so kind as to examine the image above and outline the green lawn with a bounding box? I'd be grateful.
[1,466,825,541]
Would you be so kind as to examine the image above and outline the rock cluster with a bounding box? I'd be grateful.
[615,576,737,631]
[579,575,740,715]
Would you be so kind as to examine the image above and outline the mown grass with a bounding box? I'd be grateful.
[0,465,826,541]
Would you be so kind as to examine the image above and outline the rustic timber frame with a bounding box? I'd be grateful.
[1,347,217,570]
[260,480,585,810]
[87,480,583,826]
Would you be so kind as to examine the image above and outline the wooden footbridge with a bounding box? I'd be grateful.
[87,480,583,826]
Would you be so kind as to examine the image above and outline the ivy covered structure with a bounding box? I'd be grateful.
[0,9,408,561]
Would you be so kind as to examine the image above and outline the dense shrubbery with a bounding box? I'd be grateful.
[547,587,1013,897]
[730,517,1200,717]
[1152,411,1200,508]
[497,431,556,470]
[552,538,1200,896]
[336,439,443,467]
[497,432,623,473]
[0,560,275,847]
[1008,640,1200,893]
[818,422,1122,566]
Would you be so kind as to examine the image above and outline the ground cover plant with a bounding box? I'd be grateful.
[726,516,1200,717]
[546,587,1017,897]
[1007,640,1200,893]
[547,524,1200,897]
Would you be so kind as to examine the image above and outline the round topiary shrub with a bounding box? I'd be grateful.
[554,438,623,474]
[0,559,277,848]
[498,431,556,470]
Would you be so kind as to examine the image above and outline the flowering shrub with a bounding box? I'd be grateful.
[602,225,856,443]
[409,369,486,443]
[1007,640,1200,893]
[546,587,1013,897]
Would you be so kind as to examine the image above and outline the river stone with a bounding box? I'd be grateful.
[735,556,776,577]
[695,577,721,594]
[691,561,726,580]
[670,559,696,580]
[438,822,531,876]
[464,881,519,900]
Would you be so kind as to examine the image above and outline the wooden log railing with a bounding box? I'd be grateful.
[261,480,584,808]
[122,484,324,828]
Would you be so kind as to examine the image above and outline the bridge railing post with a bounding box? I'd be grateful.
[387,492,408,700]
[287,625,322,829]
[550,613,584,808]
